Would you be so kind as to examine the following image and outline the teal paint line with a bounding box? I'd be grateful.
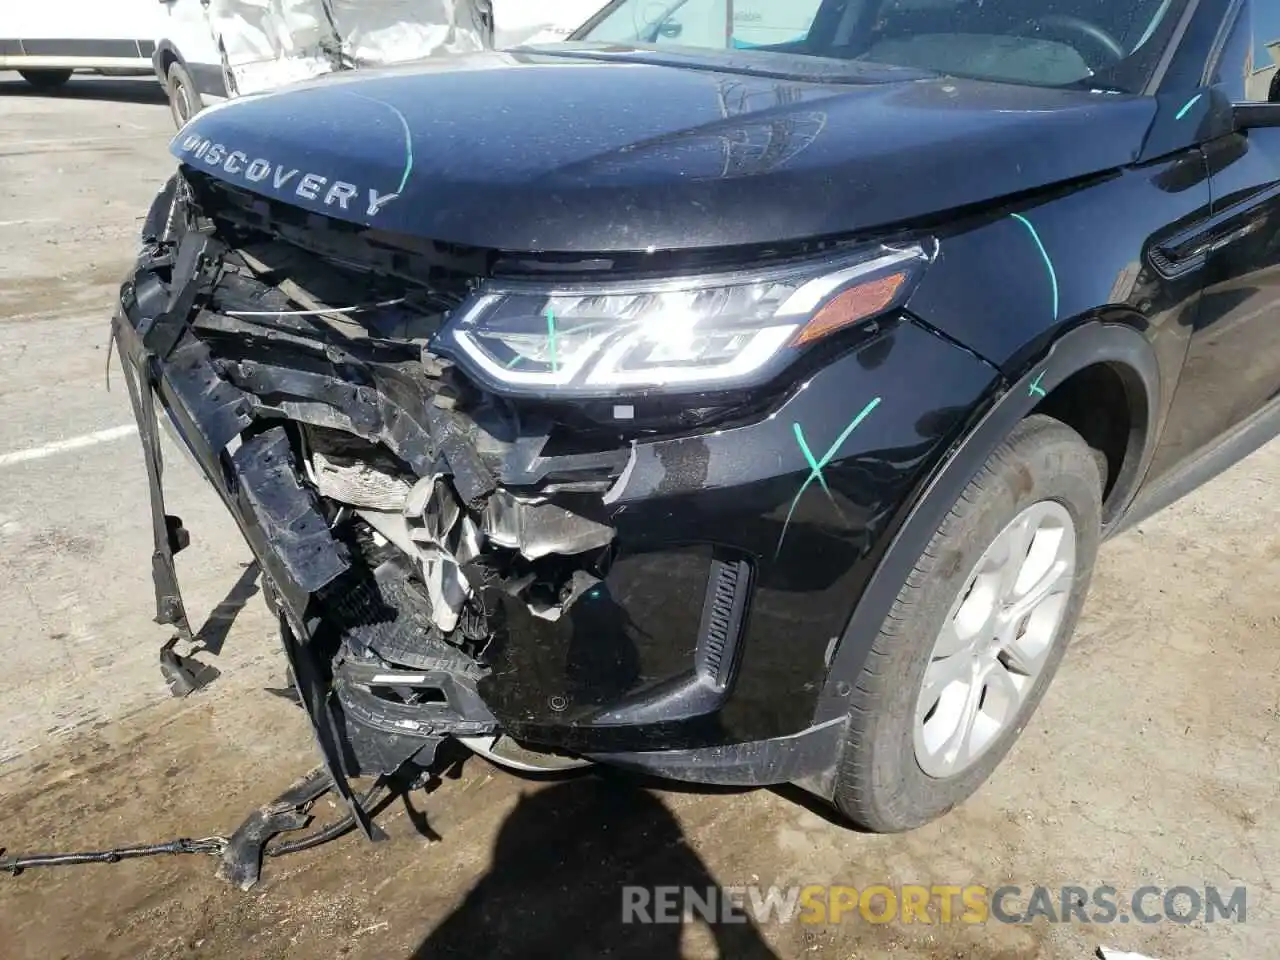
[546,307,559,372]
[1176,93,1203,121]
[347,93,415,194]
[1029,371,1047,398]
[1010,213,1059,321]
[775,396,883,558]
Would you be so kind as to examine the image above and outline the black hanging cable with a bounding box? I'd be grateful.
[1,774,389,880]
[266,780,388,858]
[0,837,227,877]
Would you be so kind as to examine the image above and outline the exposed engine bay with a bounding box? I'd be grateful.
[210,237,625,637]
[115,170,693,780]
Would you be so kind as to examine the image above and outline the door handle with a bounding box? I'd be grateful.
[1149,239,1208,280]
[1150,180,1280,279]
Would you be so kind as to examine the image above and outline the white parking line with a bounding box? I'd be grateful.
[0,136,148,150]
[0,425,137,468]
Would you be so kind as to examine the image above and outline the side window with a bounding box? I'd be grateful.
[584,0,727,47]
[588,0,825,49]
[1252,0,1280,102]
[650,0,732,48]
[649,0,826,49]
[1216,0,1280,103]
[732,0,825,47]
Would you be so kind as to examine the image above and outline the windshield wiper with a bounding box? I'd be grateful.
[535,44,936,85]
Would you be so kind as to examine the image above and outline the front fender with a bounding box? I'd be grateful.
[904,152,1210,402]
[813,321,1162,730]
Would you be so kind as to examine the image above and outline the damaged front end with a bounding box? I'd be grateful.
[113,172,636,798]
[113,159,994,818]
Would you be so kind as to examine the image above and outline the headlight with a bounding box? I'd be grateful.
[437,241,933,397]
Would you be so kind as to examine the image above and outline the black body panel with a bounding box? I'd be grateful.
[482,319,998,751]
[169,46,1156,252]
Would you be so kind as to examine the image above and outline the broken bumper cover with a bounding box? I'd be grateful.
[112,234,997,789]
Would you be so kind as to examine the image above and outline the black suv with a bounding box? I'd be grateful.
[113,0,1280,832]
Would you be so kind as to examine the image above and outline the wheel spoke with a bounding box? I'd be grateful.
[984,659,1025,711]
[918,652,973,720]
[1001,559,1073,628]
[995,513,1037,601]
[939,670,985,769]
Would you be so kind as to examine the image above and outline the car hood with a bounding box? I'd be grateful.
[171,45,1157,253]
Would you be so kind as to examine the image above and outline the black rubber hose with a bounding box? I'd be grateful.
[1,838,224,876]
[265,781,387,858]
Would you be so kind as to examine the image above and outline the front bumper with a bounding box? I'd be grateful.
[113,224,997,791]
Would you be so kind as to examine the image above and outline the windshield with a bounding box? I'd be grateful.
[577,0,1190,91]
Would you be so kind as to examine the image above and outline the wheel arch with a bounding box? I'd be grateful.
[809,321,1161,741]
[152,40,183,84]
[1022,320,1158,528]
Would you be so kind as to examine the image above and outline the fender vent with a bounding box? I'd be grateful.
[695,557,751,692]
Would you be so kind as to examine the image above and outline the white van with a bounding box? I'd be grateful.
[0,1,163,89]
[151,1,610,129]
[153,1,498,127]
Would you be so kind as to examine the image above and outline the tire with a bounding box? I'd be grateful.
[19,69,73,90]
[163,60,201,129]
[832,414,1103,833]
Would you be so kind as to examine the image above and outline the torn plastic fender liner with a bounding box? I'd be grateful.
[233,428,350,590]
[111,310,382,840]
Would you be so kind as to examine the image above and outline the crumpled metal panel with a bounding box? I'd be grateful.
[207,0,493,96]
[526,568,600,622]
[482,489,615,560]
[330,0,491,66]
[328,453,615,632]
[312,449,412,511]
[207,0,332,95]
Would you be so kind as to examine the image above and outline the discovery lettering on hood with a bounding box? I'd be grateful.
[176,134,400,218]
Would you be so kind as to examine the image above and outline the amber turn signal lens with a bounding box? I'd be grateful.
[791,272,907,347]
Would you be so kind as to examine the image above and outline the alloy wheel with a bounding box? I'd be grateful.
[914,500,1077,779]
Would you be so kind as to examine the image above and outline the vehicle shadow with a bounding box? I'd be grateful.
[0,73,166,105]
[192,561,261,657]
[410,773,781,959]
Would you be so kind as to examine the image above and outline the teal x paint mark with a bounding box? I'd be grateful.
[546,307,559,372]
[1176,93,1203,121]
[775,396,883,558]
[1010,213,1059,322]
[1029,371,1047,398]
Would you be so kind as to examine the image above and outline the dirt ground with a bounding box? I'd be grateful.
[0,72,1277,960]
